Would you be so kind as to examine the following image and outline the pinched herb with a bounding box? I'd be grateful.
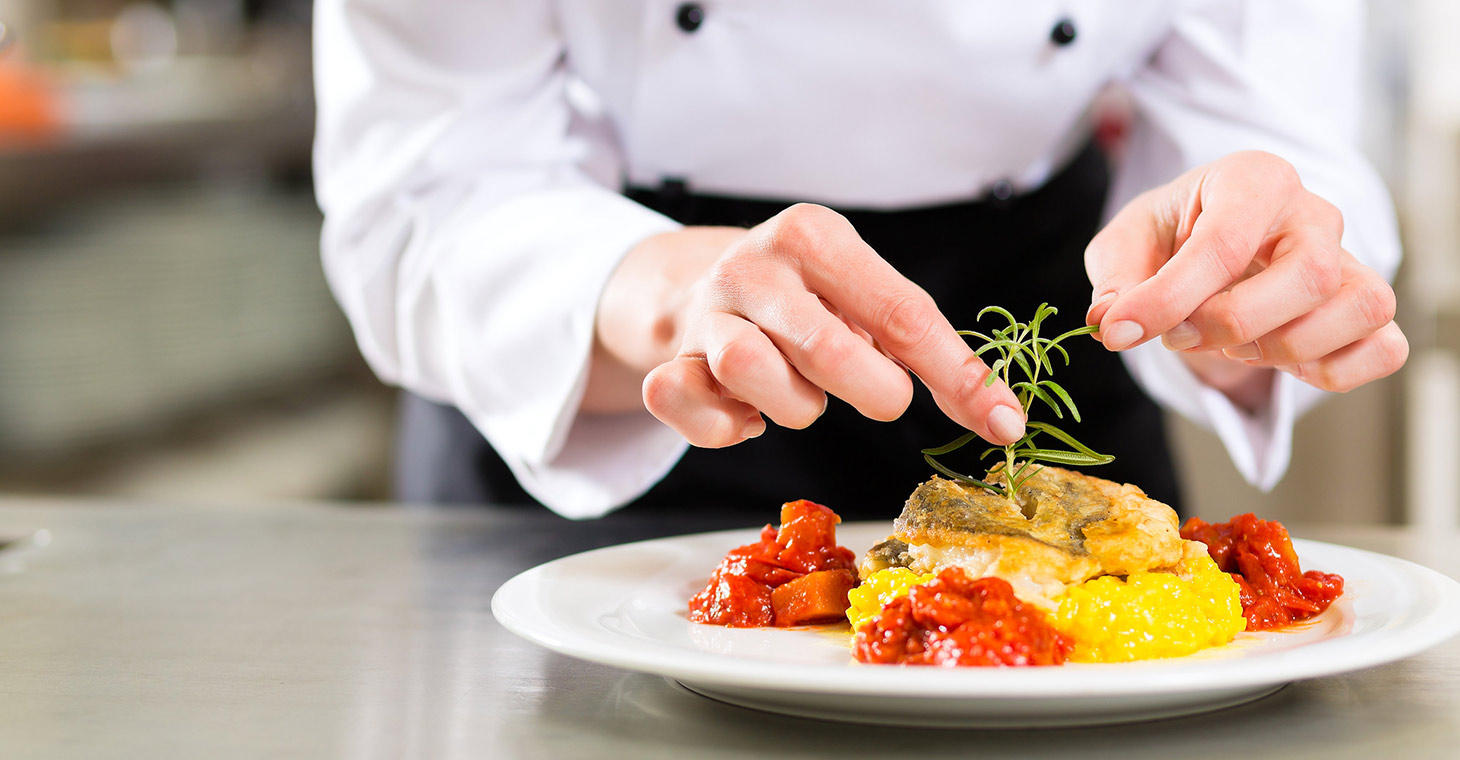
[922,303,1114,512]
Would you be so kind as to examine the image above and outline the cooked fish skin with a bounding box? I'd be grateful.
[885,466,1185,581]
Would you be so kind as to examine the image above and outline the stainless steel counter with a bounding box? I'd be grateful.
[0,498,1457,759]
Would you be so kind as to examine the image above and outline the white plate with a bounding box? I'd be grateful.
[491,522,1460,727]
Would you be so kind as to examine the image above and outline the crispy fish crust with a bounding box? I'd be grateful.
[861,467,1188,608]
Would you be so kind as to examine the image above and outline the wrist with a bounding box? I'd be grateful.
[585,226,747,413]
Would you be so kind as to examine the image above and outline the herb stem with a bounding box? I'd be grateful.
[922,303,1114,511]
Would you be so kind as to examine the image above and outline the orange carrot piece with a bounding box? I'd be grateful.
[771,569,857,626]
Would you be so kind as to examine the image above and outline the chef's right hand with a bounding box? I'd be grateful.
[593,203,1026,448]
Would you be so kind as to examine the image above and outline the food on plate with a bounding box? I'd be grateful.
[852,567,1073,666]
[854,466,1246,664]
[769,569,859,627]
[845,567,933,632]
[687,499,857,627]
[1182,513,1345,630]
[1052,541,1244,662]
[688,482,1341,666]
[859,466,1189,611]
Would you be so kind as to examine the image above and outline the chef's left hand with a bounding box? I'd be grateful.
[1084,150,1408,409]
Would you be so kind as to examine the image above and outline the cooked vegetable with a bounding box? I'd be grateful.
[771,569,858,626]
[688,499,857,628]
[852,568,1073,666]
[1182,513,1345,630]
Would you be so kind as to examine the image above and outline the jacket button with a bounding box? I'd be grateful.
[1050,18,1077,46]
[676,3,705,33]
[990,179,1015,204]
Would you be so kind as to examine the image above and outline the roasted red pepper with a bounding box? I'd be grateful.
[1182,513,1344,631]
[688,500,857,627]
[852,568,1072,666]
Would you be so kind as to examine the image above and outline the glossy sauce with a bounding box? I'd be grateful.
[1181,513,1344,631]
[852,567,1072,666]
[687,500,856,627]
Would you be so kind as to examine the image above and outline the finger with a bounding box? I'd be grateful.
[1084,290,1120,339]
[1167,219,1344,352]
[698,311,830,429]
[1280,320,1409,393]
[643,357,765,448]
[1098,154,1301,350]
[1224,263,1396,366]
[763,207,1024,443]
[1085,189,1171,310]
[808,264,1023,443]
[749,291,913,422]
[1083,188,1177,347]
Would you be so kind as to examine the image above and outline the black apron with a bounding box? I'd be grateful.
[393,140,1183,518]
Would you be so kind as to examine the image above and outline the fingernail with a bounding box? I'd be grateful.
[1102,320,1144,351]
[988,405,1025,443]
[739,416,765,440]
[1162,321,1201,351]
[1223,342,1262,361]
[1086,291,1118,320]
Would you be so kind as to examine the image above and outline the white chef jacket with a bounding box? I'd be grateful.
[312,0,1400,518]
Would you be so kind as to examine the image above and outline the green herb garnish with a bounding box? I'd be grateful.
[922,303,1114,514]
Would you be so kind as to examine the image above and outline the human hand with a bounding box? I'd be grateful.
[1084,151,1407,405]
[633,204,1026,448]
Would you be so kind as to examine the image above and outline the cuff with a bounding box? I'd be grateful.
[1120,342,1325,491]
[518,411,691,519]
[431,184,684,517]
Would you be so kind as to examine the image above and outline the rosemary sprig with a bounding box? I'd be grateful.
[922,303,1114,512]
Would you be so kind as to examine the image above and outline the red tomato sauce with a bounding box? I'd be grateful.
[852,568,1072,666]
[688,500,857,627]
[1181,513,1344,631]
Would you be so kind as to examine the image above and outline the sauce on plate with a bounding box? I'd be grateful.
[688,500,857,627]
[852,567,1072,666]
[1182,513,1345,631]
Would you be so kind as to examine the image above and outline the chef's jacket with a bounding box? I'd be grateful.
[312,0,1400,518]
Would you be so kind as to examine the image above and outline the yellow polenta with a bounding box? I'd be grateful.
[1052,551,1245,663]
[845,567,933,632]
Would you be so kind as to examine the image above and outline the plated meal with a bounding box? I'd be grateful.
[492,501,1460,726]
[491,304,1460,725]
[687,467,1342,667]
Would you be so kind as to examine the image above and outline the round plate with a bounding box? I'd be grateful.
[491,523,1460,727]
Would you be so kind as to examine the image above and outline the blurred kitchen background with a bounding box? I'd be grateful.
[0,0,392,505]
[0,1,1456,526]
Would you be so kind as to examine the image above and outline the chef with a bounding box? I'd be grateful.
[312,1,1405,519]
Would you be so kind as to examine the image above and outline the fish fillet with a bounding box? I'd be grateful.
[861,466,1191,610]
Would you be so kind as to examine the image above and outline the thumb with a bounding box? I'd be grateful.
[1083,191,1172,351]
